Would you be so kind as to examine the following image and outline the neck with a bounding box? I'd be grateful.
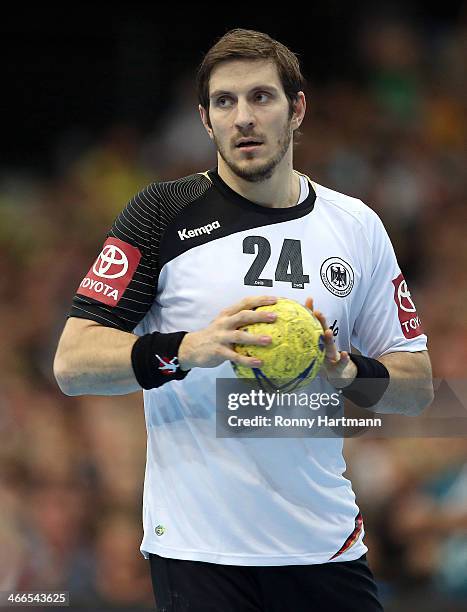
[216,151,300,208]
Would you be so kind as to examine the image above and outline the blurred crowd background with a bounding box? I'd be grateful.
[1,3,466,610]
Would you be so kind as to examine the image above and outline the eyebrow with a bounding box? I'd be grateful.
[210,85,279,99]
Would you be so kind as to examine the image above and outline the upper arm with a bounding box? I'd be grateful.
[378,349,432,378]
[351,209,428,358]
[55,317,103,356]
[68,185,160,332]
[61,316,102,338]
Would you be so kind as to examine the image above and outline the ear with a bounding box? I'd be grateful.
[199,104,214,140]
[291,91,306,131]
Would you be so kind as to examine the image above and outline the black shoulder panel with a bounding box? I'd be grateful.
[149,172,213,274]
[68,172,212,331]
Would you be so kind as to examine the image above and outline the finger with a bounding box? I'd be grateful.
[227,330,272,346]
[305,297,314,311]
[322,329,339,361]
[313,310,328,332]
[311,310,337,360]
[223,348,263,368]
[221,295,278,317]
[326,347,351,368]
[336,351,350,367]
[228,308,277,329]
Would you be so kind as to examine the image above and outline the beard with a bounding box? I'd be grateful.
[213,119,293,183]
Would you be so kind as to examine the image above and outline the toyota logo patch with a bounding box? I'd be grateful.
[93,244,129,279]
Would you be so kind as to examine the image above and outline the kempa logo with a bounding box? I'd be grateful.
[178,220,221,241]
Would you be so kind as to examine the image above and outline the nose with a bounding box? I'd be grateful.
[234,98,255,130]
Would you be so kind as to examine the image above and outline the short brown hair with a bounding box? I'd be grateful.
[197,29,305,118]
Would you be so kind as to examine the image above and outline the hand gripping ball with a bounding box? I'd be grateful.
[232,297,325,391]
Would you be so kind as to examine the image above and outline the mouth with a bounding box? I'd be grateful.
[235,140,264,152]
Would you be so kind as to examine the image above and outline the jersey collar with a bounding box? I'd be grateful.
[207,168,316,216]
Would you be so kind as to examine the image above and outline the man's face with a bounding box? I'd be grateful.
[201,59,300,183]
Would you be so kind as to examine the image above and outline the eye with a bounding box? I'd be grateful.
[255,92,270,103]
[216,96,233,108]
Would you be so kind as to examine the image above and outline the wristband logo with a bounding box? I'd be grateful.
[392,273,423,339]
[77,237,142,306]
[156,355,180,375]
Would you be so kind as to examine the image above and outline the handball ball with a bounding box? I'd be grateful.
[232,297,325,390]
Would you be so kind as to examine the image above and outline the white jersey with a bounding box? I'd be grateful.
[70,168,427,565]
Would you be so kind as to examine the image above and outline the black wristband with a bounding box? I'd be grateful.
[131,331,189,390]
[341,355,390,408]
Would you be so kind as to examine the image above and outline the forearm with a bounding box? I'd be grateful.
[54,319,141,396]
[55,295,279,396]
[312,305,433,417]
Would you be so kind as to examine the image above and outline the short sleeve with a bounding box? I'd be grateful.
[351,209,428,358]
[68,185,159,332]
